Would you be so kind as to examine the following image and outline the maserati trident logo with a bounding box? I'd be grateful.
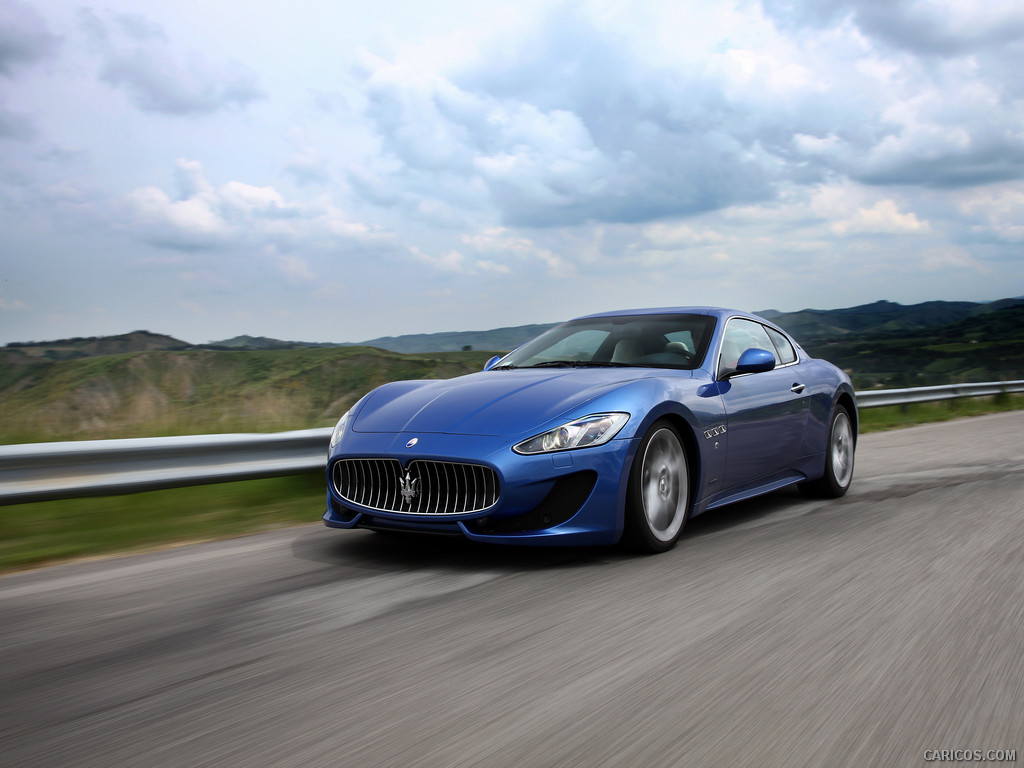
[399,470,420,504]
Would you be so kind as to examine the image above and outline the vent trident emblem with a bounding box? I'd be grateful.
[399,470,420,504]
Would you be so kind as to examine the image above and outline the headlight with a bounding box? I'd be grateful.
[513,413,629,455]
[329,410,351,452]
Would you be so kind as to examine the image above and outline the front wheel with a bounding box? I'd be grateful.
[799,405,855,498]
[622,420,690,553]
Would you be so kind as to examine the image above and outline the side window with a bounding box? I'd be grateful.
[718,319,776,378]
[766,327,797,366]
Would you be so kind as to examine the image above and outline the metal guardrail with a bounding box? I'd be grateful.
[856,380,1024,408]
[1,380,1022,505]
[0,429,333,505]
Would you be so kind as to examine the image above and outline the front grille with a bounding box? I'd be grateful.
[332,458,499,516]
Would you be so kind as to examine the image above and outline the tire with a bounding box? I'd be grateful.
[622,419,691,553]
[799,405,855,498]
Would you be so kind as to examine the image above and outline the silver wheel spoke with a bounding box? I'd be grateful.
[640,428,688,542]
[831,412,854,488]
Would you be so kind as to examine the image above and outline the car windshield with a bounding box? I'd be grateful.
[495,313,716,370]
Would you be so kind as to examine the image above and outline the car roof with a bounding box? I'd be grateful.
[575,306,758,322]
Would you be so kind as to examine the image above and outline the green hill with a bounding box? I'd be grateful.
[351,323,556,354]
[761,300,997,344]
[4,330,190,361]
[4,298,1022,445]
[0,346,494,445]
[801,303,1024,388]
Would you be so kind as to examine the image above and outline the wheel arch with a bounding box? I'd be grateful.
[620,408,701,552]
[653,412,701,504]
[624,403,704,516]
[836,388,859,443]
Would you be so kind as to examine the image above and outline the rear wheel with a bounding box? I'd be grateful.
[800,405,854,498]
[623,420,690,553]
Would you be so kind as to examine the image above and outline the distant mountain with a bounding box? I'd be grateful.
[982,297,1024,312]
[7,298,1024,358]
[203,325,555,353]
[3,299,1023,443]
[801,301,1024,388]
[357,299,1024,353]
[0,346,494,444]
[351,324,556,354]
[360,299,1024,353]
[205,335,342,350]
[757,300,990,343]
[3,331,190,361]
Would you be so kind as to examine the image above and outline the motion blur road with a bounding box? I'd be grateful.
[1,413,1023,767]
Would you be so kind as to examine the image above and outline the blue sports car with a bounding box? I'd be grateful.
[324,307,856,552]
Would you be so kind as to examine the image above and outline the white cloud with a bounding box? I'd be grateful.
[286,145,330,186]
[831,199,930,235]
[124,159,380,251]
[915,246,986,272]
[0,293,29,311]
[274,252,317,283]
[3,0,1024,346]
[641,222,727,248]
[79,9,264,115]
[353,9,806,226]
[125,181,231,248]
[460,227,574,276]
[347,0,1024,232]
[409,246,468,273]
[717,48,817,94]
[0,1,59,76]
[762,0,1024,57]
[957,183,1024,241]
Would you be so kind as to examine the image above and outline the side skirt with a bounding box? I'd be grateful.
[700,471,809,513]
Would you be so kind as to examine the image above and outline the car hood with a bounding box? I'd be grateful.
[352,368,662,437]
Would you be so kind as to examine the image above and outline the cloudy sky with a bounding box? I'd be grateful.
[1,0,1023,345]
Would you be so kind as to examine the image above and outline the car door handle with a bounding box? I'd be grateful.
[790,383,806,394]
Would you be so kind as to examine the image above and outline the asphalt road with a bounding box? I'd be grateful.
[2,412,1023,767]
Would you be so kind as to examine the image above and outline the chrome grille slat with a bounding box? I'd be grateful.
[383,460,393,508]
[332,458,499,516]
[460,462,468,518]
[425,461,435,515]
[435,462,445,514]
[442,463,451,514]
[413,462,427,515]
[435,463,444,514]
[369,460,376,509]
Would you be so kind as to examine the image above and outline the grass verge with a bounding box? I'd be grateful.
[2,394,1022,575]
[0,474,325,574]
[858,393,1024,433]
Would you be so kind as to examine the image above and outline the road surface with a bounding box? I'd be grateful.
[1,412,1023,767]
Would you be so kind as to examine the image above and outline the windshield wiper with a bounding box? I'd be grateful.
[490,363,518,370]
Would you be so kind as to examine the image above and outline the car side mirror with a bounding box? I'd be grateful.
[734,348,776,375]
[483,355,502,371]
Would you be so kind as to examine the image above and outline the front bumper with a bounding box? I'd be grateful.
[323,431,636,546]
